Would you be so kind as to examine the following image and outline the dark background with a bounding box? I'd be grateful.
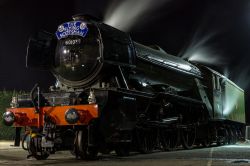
[0,0,249,122]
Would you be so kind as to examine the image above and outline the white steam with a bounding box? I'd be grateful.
[104,0,170,31]
[223,67,229,79]
[180,32,226,65]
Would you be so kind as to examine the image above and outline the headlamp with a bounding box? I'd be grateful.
[3,111,15,126]
[65,108,79,124]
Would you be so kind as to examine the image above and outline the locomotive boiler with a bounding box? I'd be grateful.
[2,14,245,160]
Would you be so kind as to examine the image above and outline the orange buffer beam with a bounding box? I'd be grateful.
[6,104,98,127]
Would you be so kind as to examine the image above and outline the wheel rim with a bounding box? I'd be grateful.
[160,128,179,151]
[216,128,229,145]
[231,128,237,144]
[136,127,157,153]
[22,133,30,151]
[74,130,98,160]
[223,129,229,145]
[228,128,234,145]
[28,135,50,160]
[181,126,196,150]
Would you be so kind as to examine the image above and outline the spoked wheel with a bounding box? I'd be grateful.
[227,128,235,145]
[201,128,211,148]
[231,128,237,144]
[160,128,179,151]
[236,129,243,141]
[216,128,229,146]
[22,132,31,151]
[223,129,229,145]
[73,130,98,160]
[27,134,50,160]
[136,127,157,153]
[181,125,196,150]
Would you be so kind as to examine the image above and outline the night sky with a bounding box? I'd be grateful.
[0,0,249,121]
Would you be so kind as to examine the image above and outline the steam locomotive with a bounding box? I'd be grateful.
[2,14,245,160]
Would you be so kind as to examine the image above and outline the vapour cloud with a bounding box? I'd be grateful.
[104,0,170,31]
[180,31,227,66]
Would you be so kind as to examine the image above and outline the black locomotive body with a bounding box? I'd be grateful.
[2,15,245,159]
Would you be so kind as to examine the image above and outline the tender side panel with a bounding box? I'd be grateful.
[223,81,245,123]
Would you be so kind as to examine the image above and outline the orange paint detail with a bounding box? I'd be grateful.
[6,104,98,127]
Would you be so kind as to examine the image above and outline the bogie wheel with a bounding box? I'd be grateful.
[160,128,179,151]
[181,125,196,150]
[216,128,229,146]
[22,132,31,151]
[223,129,229,145]
[27,134,50,160]
[230,128,237,144]
[227,128,235,145]
[216,128,222,146]
[230,128,237,145]
[74,130,98,160]
[236,129,243,141]
[201,128,211,148]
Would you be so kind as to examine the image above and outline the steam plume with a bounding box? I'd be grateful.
[104,0,170,31]
[180,31,227,66]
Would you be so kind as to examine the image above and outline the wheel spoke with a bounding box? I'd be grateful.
[136,127,157,153]
[27,134,50,160]
[160,128,179,151]
[73,129,98,160]
[181,126,196,150]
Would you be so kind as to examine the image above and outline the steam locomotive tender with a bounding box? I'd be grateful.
[2,15,245,160]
